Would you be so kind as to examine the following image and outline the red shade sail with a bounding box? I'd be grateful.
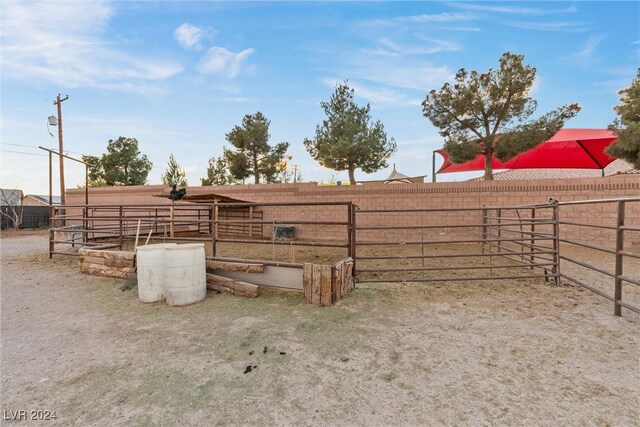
[436,128,618,174]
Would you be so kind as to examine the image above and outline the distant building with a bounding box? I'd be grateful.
[23,195,62,206]
[359,165,426,185]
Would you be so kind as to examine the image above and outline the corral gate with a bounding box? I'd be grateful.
[353,202,560,285]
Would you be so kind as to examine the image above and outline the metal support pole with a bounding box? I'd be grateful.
[432,150,437,183]
[497,208,502,253]
[614,201,625,316]
[119,206,124,249]
[481,206,487,254]
[351,204,357,279]
[347,202,353,260]
[530,208,536,267]
[551,200,561,286]
[212,204,219,257]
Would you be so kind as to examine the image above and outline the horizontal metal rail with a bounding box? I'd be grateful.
[356,220,552,231]
[618,275,640,286]
[617,300,640,314]
[215,238,347,248]
[358,237,554,246]
[356,274,550,283]
[558,220,617,230]
[559,238,616,255]
[619,250,640,259]
[560,255,615,278]
[358,263,556,273]
[356,250,556,260]
[560,273,614,301]
[558,196,640,206]
[215,219,348,226]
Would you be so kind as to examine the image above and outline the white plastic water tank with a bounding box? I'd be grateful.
[136,243,177,303]
[164,243,207,306]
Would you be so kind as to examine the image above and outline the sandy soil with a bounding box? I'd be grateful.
[1,231,639,426]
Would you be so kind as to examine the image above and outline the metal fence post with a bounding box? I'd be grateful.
[614,201,625,316]
[119,206,124,249]
[351,204,357,279]
[551,200,560,286]
[481,206,487,254]
[212,203,219,257]
[530,208,536,267]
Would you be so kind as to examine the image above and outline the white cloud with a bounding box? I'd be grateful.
[197,47,255,78]
[503,20,591,33]
[364,12,481,27]
[0,1,183,92]
[569,35,606,65]
[174,23,210,50]
[447,2,577,15]
[322,79,421,107]
[366,37,462,57]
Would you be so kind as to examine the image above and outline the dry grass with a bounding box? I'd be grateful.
[1,232,639,426]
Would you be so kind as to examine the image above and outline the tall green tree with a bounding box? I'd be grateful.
[304,81,396,185]
[606,69,640,169]
[201,155,233,186]
[161,154,188,187]
[225,112,290,184]
[422,52,581,180]
[82,137,152,186]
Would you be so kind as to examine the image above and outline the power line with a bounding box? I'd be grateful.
[0,149,48,157]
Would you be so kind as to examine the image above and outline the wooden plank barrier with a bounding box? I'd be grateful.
[303,257,354,306]
[206,273,260,298]
[79,248,134,279]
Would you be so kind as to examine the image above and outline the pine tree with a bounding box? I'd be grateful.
[161,154,188,187]
[201,156,233,186]
[82,137,152,186]
[606,69,640,169]
[225,112,290,184]
[422,52,581,180]
[304,81,396,185]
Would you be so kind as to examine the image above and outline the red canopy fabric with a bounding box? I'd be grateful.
[436,128,618,174]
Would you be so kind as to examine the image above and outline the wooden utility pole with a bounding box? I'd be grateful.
[54,94,69,206]
[292,164,299,183]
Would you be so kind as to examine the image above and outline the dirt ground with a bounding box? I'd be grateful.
[1,231,639,426]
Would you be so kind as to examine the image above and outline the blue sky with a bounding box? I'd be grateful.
[1,1,638,195]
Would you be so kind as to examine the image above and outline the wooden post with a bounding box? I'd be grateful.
[614,201,625,316]
[347,202,353,260]
[303,263,313,303]
[249,206,254,238]
[312,264,322,305]
[49,205,54,259]
[170,205,175,238]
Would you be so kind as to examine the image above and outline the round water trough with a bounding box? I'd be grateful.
[164,243,207,306]
[136,243,177,303]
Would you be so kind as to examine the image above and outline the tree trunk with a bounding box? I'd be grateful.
[484,144,494,180]
[348,167,356,185]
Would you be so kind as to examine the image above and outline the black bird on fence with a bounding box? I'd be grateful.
[169,184,187,202]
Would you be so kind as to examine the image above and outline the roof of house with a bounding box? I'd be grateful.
[359,165,426,185]
[467,159,637,181]
[24,194,62,205]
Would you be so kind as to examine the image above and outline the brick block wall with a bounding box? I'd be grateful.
[66,175,639,247]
